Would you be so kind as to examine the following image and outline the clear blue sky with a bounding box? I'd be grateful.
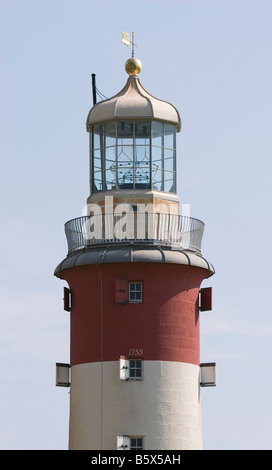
[1,0,272,450]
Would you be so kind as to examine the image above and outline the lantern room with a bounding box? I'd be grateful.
[89,120,177,193]
[86,57,181,202]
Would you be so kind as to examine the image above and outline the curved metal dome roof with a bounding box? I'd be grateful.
[86,58,181,132]
[54,245,215,279]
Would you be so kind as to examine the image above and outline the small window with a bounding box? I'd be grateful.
[117,435,144,450]
[130,437,143,450]
[119,356,143,381]
[129,359,142,380]
[129,282,143,303]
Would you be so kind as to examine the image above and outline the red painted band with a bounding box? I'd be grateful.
[60,262,210,366]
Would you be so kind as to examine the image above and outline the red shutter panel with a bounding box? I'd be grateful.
[200,287,212,311]
[115,279,129,303]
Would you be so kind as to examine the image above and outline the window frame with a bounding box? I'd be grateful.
[130,436,144,450]
[129,358,142,381]
[117,435,144,450]
[129,281,143,304]
[119,356,143,381]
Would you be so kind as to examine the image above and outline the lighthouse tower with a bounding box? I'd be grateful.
[55,49,215,450]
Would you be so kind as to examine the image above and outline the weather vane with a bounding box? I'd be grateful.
[121,31,137,58]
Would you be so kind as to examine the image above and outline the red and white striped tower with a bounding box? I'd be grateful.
[55,53,215,450]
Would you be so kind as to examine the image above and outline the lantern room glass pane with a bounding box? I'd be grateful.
[92,125,104,192]
[93,149,102,170]
[117,145,133,163]
[135,145,150,164]
[105,122,116,146]
[152,146,163,169]
[164,149,175,172]
[117,121,133,145]
[135,143,150,188]
[164,171,176,193]
[93,125,104,149]
[135,121,151,188]
[152,121,163,147]
[135,121,151,143]
[152,168,163,191]
[105,155,115,170]
[164,124,175,149]
[117,119,133,188]
[117,145,133,188]
[105,169,116,190]
[135,167,150,188]
[93,170,103,192]
[105,146,116,161]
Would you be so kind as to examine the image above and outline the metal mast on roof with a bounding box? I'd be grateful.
[121,31,137,57]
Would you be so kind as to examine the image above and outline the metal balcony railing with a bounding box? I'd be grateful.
[64,213,205,255]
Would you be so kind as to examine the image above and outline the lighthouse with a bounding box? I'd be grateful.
[54,41,216,450]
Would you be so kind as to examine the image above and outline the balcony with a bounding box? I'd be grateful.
[64,213,205,255]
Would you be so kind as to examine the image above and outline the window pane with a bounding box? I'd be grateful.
[152,121,163,147]
[129,359,142,380]
[135,121,151,145]
[164,171,176,193]
[117,121,133,145]
[135,122,151,188]
[164,149,175,171]
[105,169,116,190]
[117,146,133,164]
[93,133,100,150]
[164,124,175,149]
[131,439,136,448]
[105,158,115,171]
[93,125,104,149]
[105,145,116,188]
[135,145,150,164]
[105,122,116,146]
[129,282,142,303]
[152,146,162,168]
[152,167,163,191]
[93,150,102,170]
[137,438,143,448]
[131,437,143,450]
[93,171,103,192]
[118,146,133,188]
[105,146,116,161]
[135,166,150,188]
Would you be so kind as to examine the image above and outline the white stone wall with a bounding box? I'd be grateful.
[69,360,202,450]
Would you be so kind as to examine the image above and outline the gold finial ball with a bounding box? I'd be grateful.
[125,57,142,75]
